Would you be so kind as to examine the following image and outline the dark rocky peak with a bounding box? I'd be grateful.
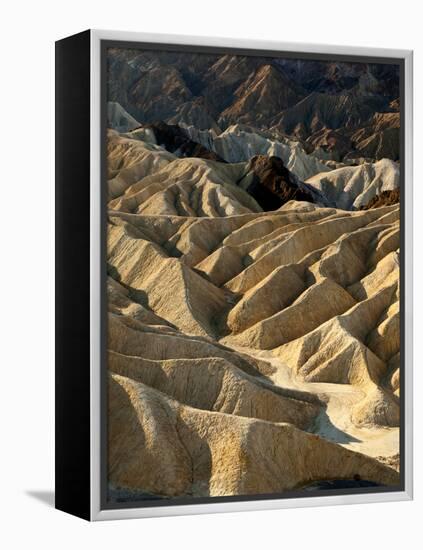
[146,121,224,161]
[240,155,325,211]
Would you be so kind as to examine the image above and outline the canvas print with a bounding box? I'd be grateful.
[105,45,401,505]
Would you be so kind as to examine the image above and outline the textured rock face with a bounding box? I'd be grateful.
[144,121,224,161]
[107,131,261,216]
[218,64,302,128]
[107,102,140,132]
[128,65,193,123]
[239,155,324,211]
[305,158,400,210]
[184,124,332,181]
[107,131,337,217]
[107,49,399,162]
[109,375,398,497]
[106,130,400,499]
[167,96,221,132]
[273,59,400,98]
[347,112,400,161]
[306,128,353,161]
[273,92,379,139]
[362,188,400,209]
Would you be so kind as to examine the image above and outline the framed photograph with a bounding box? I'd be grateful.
[55,29,413,521]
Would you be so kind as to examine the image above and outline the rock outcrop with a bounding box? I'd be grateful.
[305,158,400,210]
[362,188,400,209]
[144,121,224,161]
[107,102,140,132]
[238,155,326,211]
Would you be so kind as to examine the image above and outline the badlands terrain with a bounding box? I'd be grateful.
[106,50,401,501]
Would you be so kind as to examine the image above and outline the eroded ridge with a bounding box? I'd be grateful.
[107,130,400,499]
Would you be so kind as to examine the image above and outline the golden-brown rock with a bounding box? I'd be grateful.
[106,130,401,499]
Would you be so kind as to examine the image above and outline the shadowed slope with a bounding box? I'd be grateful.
[109,374,399,497]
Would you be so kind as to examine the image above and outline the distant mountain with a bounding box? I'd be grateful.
[128,65,192,122]
[347,112,400,161]
[107,49,400,163]
[273,59,400,98]
[200,54,267,115]
[107,102,140,132]
[167,96,220,132]
[305,128,353,161]
[218,64,303,128]
[272,92,387,139]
